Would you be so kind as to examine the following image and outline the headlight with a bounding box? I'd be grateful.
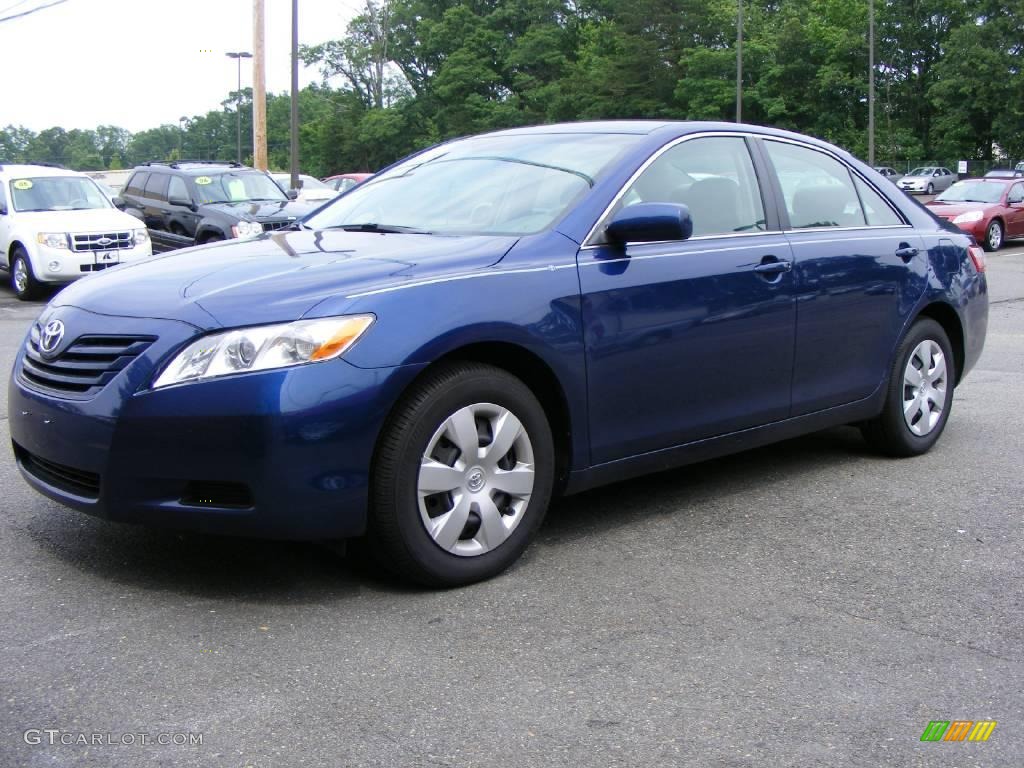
[133,228,149,245]
[231,221,263,239]
[952,210,984,225]
[36,233,68,249]
[152,315,375,389]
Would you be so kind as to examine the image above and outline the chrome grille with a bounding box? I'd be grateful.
[21,327,155,396]
[71,231,133,252]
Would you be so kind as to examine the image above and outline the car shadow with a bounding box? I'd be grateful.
[23,426,875,600]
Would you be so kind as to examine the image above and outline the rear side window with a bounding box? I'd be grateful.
[143,173,169,201]
[852,176,904,226]
[616,136,767,237]
[125,172,148,196]
[765,141,867,229]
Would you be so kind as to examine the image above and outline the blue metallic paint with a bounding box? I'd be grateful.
[9,121,988,540]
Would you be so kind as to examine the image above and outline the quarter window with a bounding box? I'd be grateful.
[143,173,169,201]
[125,172,148,196]
[852,176,904,226]
[615,136,767,237]
[765,141,867,229]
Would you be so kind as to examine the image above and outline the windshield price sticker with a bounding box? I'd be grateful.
[195,176,212,185]
[13,179,33,190]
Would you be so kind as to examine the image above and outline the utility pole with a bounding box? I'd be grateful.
[252,0,268,170]
[290,0,300,190]
[736,0,743,123]
[225,51,252,164]
[867,0,875,166]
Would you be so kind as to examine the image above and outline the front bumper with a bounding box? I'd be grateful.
[34,242,152,282]
[10,306,423,539]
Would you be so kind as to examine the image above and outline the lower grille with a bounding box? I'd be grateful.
[15,444,100,499]
[262,220,293,232]
[21,329,155,397]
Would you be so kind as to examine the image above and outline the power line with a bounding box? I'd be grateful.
[0,0,70,24]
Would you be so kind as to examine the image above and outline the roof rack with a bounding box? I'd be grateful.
[141,160,243,169]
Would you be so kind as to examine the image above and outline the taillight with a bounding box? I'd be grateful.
[967,244,986,273]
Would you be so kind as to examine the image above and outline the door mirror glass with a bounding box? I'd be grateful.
[287,189,299,200]
[112,196,126,210]
[605,203,693,244]
[168,196,192,208]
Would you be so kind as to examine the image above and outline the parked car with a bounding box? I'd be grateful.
[270,173,338,205]
[118,161,315,252]
[897,166,956,194]
[323,173,372,193]
[983,168,1024,179]
[873,166,903,182]
[0,163,151,300]
[86,170,133,197]
[926,177,1024,251]
[10,122,988,586]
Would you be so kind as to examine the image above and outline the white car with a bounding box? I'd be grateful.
[271,173,338,205]
[896,166,956,194]
[0,164,152,300]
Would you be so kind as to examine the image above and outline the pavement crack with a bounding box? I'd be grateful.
[990,296,1024,305]
[816,604,1018,665]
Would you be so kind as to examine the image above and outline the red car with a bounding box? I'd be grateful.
[925,177,1024,251]
[322,173,372,194]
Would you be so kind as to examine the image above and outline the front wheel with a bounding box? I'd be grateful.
[368,362,555,587]
[983,219,1003,252]
[861,318,955,457]
[11,249,42,301]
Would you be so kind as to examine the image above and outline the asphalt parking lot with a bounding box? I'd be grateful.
[1,242,1022,768]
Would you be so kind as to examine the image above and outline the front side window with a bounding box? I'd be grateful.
[9,176,111,212]
[765,141,867,229]
[192,172,288,204]
[1007,183,1024,204]
[168,175,190,203]
[614,136,767,237]
[305,132,641,236]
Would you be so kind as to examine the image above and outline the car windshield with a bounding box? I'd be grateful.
[936,181,1005,204]
[908,167,934,176]
[192,171,287,204]
[10,176,111,212]
[304,132,642,236]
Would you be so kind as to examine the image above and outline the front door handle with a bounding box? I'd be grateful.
[895,243,919,261]
[753,258,792,275]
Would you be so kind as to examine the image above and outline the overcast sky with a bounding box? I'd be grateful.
[0,0,360,133]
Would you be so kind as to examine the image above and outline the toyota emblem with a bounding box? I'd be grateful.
[39,320,65,354]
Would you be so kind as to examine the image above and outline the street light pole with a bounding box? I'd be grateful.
[178,116,187,159]
[290,0,299,190]
[736,0,743,123]
[225,51,252,164]
[867,0,875,166]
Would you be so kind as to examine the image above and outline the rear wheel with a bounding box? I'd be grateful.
[11,248,42,301]
[368,362,554,587]
[926,182,934,195]
[199,232,224,245]
[983,219,1003,252]
[861,318,954,457]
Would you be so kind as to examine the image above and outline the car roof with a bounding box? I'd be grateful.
[0,164,83,178]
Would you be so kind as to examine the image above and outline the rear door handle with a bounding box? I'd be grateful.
[753,259,792,275]
[895,244,919,261]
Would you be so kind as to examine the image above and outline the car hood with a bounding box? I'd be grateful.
[199,199,316,221]
[925,201,996,217]
[52,229,519,329]
[899,175,930,183]
[14,207,143,232]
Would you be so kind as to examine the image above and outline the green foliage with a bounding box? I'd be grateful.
[2,0,1021,174]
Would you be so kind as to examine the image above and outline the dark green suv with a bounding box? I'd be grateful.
[117,161,315,251]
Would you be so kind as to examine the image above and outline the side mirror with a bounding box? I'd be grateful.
[112,196,126,210]
[605,203,693,245]
[286,189,299,200]
[168,196,194,210]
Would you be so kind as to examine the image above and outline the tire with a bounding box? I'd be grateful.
[199,233,224,245]
[11,248,42,301]
[861,318,955,457]
[368,362,555,587]
[983,219,1003,252]
[926,182,934,195]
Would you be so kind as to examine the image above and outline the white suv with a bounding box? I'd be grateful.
[0,164,152,300]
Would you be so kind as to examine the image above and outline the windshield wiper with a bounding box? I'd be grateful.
[334,223,433,235]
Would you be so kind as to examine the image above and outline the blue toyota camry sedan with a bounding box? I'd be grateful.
[10,121,988,586]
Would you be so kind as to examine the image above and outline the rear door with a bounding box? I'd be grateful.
[578,133,797,462]
[760,138,927,415]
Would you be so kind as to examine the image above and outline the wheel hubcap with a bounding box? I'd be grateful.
[13,260,27,293]
[417,402,535,557]
[989,223,1002,249]
[902,340,947,437]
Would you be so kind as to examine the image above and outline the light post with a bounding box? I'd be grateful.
[867,0,875,166]
[178,115,187,159]
[736,0,743,123]
[225,51,253,164]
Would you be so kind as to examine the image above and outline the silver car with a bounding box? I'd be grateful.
[897,166,956,194]
[873,166,903,182]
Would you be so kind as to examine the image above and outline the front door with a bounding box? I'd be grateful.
[579,135,797,464]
